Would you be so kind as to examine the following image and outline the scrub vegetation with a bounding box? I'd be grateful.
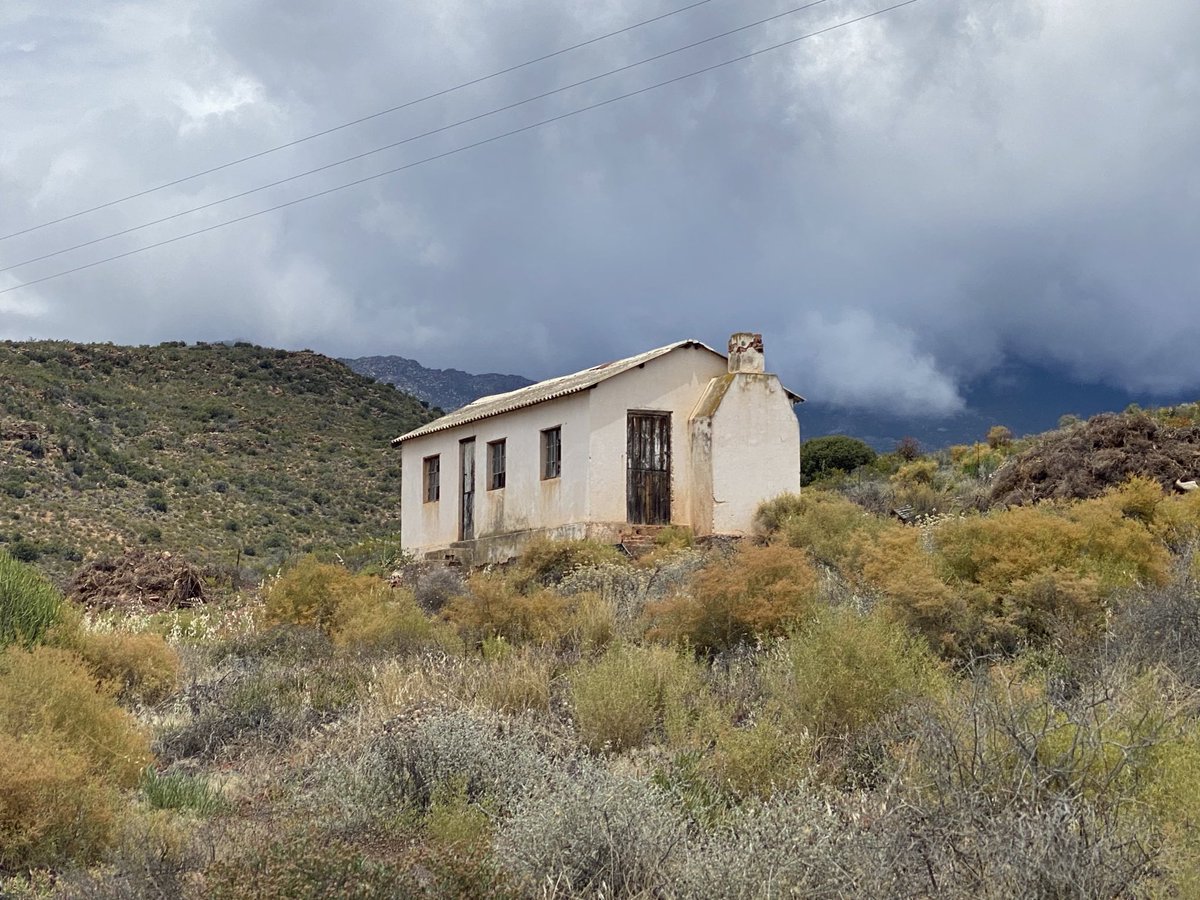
[0,340,435,581]
[4,347,1200,897]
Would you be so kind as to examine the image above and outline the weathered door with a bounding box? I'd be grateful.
[459,438,476,541]
[627,412,671,525]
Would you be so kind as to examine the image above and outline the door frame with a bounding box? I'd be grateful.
[459,438,476,541]
[626,410,672,525]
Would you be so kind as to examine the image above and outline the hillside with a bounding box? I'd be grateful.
[0,341,436,580]
[341,354,534,411]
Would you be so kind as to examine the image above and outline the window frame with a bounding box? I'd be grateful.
[486,439,506,491]
[422,454,440,503]
[541,426,562,481]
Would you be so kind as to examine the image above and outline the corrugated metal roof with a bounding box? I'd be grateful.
[392,339,802,445]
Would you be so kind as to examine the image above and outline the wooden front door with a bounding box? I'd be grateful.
[459,438,476,541]
[627,412,671,525]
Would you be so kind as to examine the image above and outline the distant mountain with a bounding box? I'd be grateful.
[800,362,1198,452]
[341,355,534,412]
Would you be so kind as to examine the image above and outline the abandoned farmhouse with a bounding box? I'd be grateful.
[393,333,803,564]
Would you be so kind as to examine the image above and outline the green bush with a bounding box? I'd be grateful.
[569,643,707,752]
[801,435,877,485]
[0,549,63,648]
[764,608,945,741]
[767,490,891,571]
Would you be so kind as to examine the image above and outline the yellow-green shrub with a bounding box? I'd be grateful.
[760,490,888,572]
[764,608,945,741]
[569,643,708,752]
[264,556,367,630]
[0,645,150,788]
[331,582,460,655]
[0,730,121,870]
[644,544,819,654]
[0,645,151,870]
[866,488,1171,660]
[513,538,626,589]
[47,606,180,705]
[702,721,810,800]
[443,574,575,646]
[265,557,453,655]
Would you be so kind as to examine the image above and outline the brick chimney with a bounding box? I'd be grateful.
[727,332,764,374]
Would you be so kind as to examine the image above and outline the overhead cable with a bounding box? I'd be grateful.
[0,0,718,243]
[1,0,839,274]
[0,0,923,296]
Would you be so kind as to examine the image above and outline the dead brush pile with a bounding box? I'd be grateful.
[991,411,1200,506]
[69,549,205,612]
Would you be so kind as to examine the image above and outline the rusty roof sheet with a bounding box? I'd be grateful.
[392,339,802,445]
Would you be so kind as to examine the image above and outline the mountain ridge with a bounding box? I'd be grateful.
[340,355,534,413]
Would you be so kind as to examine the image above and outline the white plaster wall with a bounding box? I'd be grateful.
[709,374,801,534]
[586,346,729,526]
[399,391,591,554]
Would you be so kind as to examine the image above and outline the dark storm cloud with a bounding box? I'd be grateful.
[1,0,1196,415]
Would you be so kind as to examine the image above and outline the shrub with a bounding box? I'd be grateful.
[763,608,945,742]
[800,435,877,485]
[514,538,627,588]
[495,768,687,898]
[569,643,706,752]
[702,720,810,801]
[770,490,891,572]
[0,645,150,789]
[866,492,1171,661]
[264,555,363,630]
[0,549,63,648]
[0,730,121,870]
[986,424,1014,449]
[443,574,575,646]
[52,622,180,705]
[644,544,819,654]
[673,792,856,897]
[329,582,459,656]
[0,646,151,870]
[358,711,553,814]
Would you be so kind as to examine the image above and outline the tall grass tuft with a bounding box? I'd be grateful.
[0,549,63,647]
[140,767,226,815]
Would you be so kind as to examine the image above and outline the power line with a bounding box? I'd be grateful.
[1,0,839,274]
[0,0,718,244]
[0,0,923,297]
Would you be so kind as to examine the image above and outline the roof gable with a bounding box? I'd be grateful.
[393,340,723,445]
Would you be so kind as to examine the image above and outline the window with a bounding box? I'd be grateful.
[422,455,440,503]
[487,439,506,490]
[541,426,561,480]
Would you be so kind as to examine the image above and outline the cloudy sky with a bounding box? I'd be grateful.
[1,0,1196,416]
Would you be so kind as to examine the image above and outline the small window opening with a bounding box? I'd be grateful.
[542,426,561,480]
[487,439,506,490]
